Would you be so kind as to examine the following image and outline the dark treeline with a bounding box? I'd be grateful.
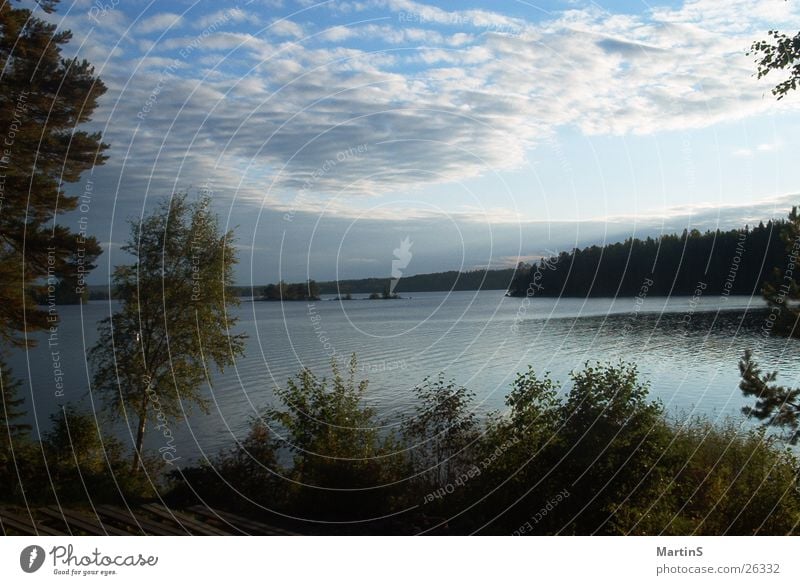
[314,268,518,295]
[508,222,786,298]
[241,268,518,298]
[83,268,518,301]
[82,222,785,302]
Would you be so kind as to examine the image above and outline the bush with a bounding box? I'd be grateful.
[174,356,407,529]
[169,359,800,535]
[17,407,163,505]
[402,375,479,497]
[168,417,284,514]
[660,419,800,535]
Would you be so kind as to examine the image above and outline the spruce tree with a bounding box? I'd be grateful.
[0,0,107,347]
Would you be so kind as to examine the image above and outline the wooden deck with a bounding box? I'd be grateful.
[0,504,297,536]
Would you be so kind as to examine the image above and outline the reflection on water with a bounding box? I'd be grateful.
[9,291,800,463]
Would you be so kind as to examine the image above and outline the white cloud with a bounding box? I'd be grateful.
[269,19,304,39]
[194,8,259,30]
[74,0,800,221]
[732,141,782,157]
[137,13,184,35]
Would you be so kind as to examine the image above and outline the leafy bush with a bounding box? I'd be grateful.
[402,374,479,495]
[17,407,163,505]
[170,359,800,535]
[659,419,800,535]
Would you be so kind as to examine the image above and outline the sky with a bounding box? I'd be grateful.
[37,0,800,285]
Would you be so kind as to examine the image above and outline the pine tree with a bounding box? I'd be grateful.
[0,0,107,347]
[739,350,800,443]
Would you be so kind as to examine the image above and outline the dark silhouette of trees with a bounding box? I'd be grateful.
[761,206,800,337]
[0,0,106,348]
[0,356,30,493]
[260,280,320,301]
[507,223,785,298]
[268,268,518,296]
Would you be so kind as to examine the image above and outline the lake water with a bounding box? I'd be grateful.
[8,291,800,464]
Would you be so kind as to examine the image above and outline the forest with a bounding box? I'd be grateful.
[507,223,786,298]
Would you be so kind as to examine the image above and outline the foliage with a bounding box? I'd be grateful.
[508,223,784,298]
[171,360,800,534]
[0,355,30,499]
[261,280,320,301]
[751,27,800,100]
[0,0,106,347]
[172,357,409,528]
[1,406,161,506]
[265,356,403,520]
[402,374,479,493]
[739,350,800,443]
[660,419,800,535]
[35,407,162,503]
[469,363,673,534]
[90,193,246,470]
[169,418,283,512]
[0,355,30,445]
[761,206,800,338]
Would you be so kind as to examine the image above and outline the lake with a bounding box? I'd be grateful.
[8,291,800,464]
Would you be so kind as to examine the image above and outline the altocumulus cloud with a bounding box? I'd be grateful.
[30,0,800,281]
[45,0,800,210]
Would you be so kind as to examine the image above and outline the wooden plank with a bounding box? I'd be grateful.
[39,507,106,535]
[183,506,250,535]
[48,507,131,536]
[141,503,229,536]
[0,510,63,536]
[188,505,298,535]
[187,505,270,534]
[95,505,185,536]
[27,508,72,535]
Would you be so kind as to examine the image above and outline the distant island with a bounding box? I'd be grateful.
[76,221,785,303]
[81,267,517,301]
[255,281,321,301]
[257,282,404,301]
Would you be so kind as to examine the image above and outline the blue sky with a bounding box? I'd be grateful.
[41,0,800,284]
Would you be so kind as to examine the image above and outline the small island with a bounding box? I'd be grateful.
[256,280,321,301]
[368,285,402,300]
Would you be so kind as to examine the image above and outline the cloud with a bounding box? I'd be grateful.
[137,13,184,35]
[732,141,782,157]
[269,19,304,38]
[63,0,800,227]
[194,8,259,30]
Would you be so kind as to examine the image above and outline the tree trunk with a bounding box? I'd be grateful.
[131,399,148,472]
